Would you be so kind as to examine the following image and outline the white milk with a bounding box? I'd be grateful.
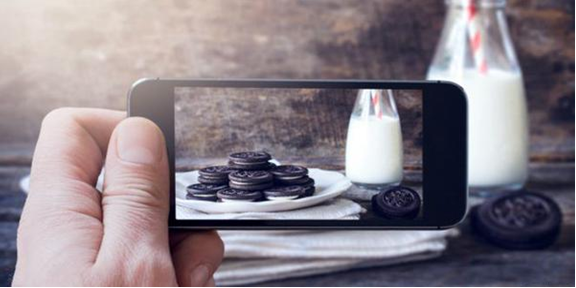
[427,69,529,188]
[345,115,403,185]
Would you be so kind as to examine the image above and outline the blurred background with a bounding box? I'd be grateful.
[0,0,573,286]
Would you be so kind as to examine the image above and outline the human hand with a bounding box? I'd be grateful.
[13,108,224,286]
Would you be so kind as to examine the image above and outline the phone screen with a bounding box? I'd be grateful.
[173,87,424,222]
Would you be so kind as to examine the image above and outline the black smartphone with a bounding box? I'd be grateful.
[128,79,468,229]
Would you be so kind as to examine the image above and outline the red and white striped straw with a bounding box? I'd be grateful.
[371,90,384,119]
[463,0,488,74]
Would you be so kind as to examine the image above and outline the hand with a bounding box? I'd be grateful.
[13,108,224,286]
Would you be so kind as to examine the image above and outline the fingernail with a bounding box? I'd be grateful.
[116,118,163,164]
[190,264,211,287]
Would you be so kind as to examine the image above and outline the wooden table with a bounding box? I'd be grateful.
[0,163,573,286]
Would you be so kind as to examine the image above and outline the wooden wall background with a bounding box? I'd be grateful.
[0,0,573,166]
[174,88,422,169]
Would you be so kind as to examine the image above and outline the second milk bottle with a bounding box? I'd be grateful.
[345,89,403,189]
[427,0,529,193]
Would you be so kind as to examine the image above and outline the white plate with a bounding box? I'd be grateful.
[175,169,352,214]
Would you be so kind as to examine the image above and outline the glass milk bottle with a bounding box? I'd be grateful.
[345,89,403,188]
[427,0,529,192]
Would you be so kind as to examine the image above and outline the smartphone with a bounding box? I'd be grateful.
[128,79,467,229]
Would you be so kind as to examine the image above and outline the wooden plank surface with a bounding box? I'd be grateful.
[0,0,573,165]
[175,88,423,165]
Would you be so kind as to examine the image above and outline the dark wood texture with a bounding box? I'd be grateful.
[0,0,573,164]
[175,88,422,168]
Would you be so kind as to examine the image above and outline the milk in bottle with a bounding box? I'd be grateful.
[345,89,404,187]
[428,69,529,188]
[427,0,529,191]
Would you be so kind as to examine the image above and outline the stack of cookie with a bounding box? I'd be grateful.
[186,151,316,203]
[269,165,315,198]
[227,151,275,171]
[197,166,235,185]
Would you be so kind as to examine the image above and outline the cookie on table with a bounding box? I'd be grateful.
[471,191,562,250]
[372,186,421,219]
[228,170,274,191]
[263,186,305,201]
[216,188,263,202]
[186,183,227,202]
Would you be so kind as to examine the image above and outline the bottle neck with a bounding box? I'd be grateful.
[445,0,506,9]
[427,0,520,76]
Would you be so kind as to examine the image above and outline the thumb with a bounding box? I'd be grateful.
[98,117,170,261]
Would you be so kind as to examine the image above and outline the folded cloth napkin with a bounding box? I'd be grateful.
[20,171,458,286]
[216,229,457,286]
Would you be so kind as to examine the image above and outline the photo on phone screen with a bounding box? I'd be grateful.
[174,87,423,221]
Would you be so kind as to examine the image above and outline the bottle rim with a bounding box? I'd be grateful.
[445,0,506,8]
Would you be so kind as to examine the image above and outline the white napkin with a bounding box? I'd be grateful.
[216,229,457,286]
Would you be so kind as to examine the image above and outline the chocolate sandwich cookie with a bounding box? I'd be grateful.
[228,170,274,191]
[186,183,227,202]
[274,175,312,186]
[302,185,316,198]
[197,176,229,185]
[372,186,421,219]
[300,178,316,198]
[217,188,263,202]
[471,191,562,250]
[227,161,274,171]
[229,181,273,191]
[264,186,305,201]
[199,165,235,180]
[270,165,308,180]
[229,151,271,165]
[186,193,219,202]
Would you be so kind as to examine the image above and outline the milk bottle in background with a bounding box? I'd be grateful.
[345,89,403,187]
[427,0,529,192]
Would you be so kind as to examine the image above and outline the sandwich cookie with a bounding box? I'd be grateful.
[263,186,305,201]
[299,177,316,198]
[270,165,308,180]
[228,151,272,170]
[271,165,310,186]
[372,186,421,219]
[186,183,227,202]
[228,170,274,191]
[227,161,275,171]
[198,165,235,185]
[216,188,263,202]
[471,191,562,250]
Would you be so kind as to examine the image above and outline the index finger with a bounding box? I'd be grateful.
[22,108,124,231]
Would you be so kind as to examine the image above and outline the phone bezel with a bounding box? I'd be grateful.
[128,78,468,230]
